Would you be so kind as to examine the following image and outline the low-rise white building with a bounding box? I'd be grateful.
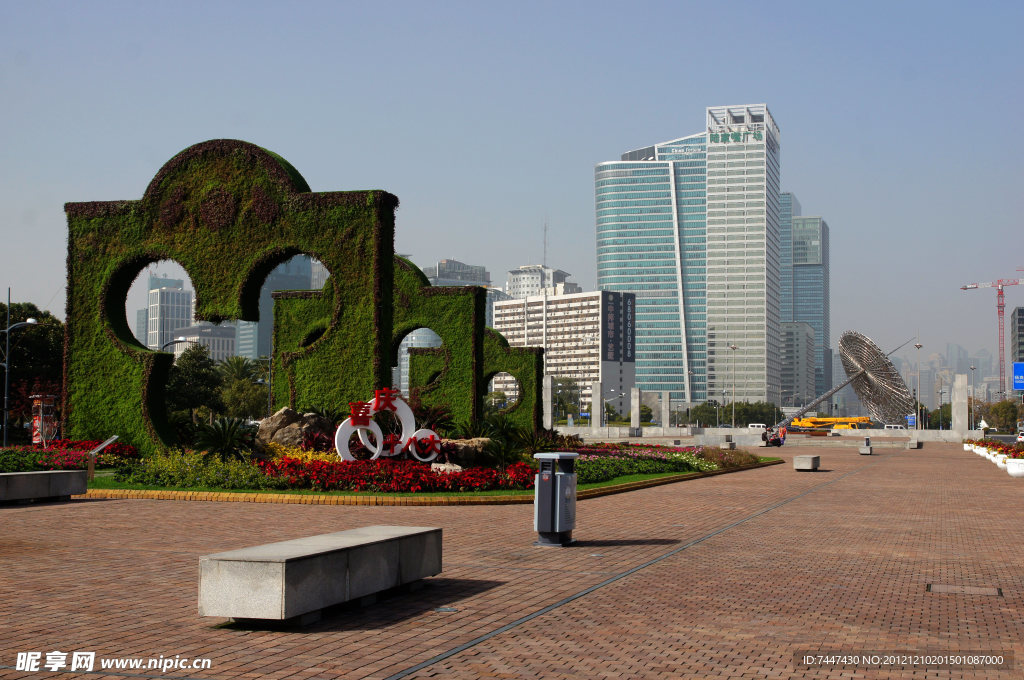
[173,323,237,362]
[492,290,635,416]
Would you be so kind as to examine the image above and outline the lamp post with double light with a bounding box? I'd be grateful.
[2,316,38,446]
[914,342,923,430]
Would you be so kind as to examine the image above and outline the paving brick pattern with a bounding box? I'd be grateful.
[1,443,1021,679]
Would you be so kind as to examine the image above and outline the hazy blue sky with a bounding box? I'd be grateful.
[2,0,1022,371]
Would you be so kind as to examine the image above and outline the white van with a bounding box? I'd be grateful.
[748,423,766,431]
[884,424,906,430]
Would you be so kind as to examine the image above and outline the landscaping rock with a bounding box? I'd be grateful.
[257,409,334,451]
[431,462,464,474]
[257,408,302,443]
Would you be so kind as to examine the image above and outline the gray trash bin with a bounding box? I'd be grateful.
[534,452,578,546]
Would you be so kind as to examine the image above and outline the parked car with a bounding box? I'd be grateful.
[1016,431,1024,443]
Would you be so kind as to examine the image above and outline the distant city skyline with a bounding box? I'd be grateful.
[2,1,1021,385]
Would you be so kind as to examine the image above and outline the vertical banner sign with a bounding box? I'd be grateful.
[623,293,635,362]
[602,291,620,362]
[1013,362,1024,391]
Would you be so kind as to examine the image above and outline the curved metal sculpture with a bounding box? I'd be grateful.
[777,330,915,427]
[838,331,915,424]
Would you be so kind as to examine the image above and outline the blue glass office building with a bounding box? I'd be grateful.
[778,193,802,324]
[596,134,707,402]
[791,216,831,395]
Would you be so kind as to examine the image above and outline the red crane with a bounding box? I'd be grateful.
[961,277,1022,398]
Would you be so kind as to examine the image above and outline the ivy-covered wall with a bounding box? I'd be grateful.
[64,139,542,453]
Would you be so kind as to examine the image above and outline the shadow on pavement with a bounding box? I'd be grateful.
[572,538,680,547]
[220,577,506,633]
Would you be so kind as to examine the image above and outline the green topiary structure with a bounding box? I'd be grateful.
[64,139,541,453]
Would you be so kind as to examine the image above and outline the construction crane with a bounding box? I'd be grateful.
[960,277,1022,399]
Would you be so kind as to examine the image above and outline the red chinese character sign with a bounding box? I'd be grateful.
[334,388,441,462]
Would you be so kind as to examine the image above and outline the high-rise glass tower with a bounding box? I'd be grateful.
[704,104,782,405]
[778,193,802,324]
[791,216,830,395]
[237,256,313,359]
[595,132,706,402]
[596,103,782,404]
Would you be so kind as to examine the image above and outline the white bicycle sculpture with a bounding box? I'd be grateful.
[334,388,442,462]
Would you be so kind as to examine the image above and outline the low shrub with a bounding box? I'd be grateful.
[693,447,762,469]
[573,446,716,484]
[0,447,44,472]
[0,446,93,472]
[115,449,287,490]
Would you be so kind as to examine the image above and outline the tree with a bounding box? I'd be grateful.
[484,390,507,415]
[552,377,581,419]
[220,379,268,420]
[0,302,64,382]
[690,401,719,427]
[217,355,264,383]
[166,344,222,423]
[1,302,64,439]
[989,400,1020,431]
[928,403,951,429]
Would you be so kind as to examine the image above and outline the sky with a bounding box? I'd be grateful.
[2,0,1022,372]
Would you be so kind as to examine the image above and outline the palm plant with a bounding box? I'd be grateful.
[195,417,256,460]
[217,356,263,383]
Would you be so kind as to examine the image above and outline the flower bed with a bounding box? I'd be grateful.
[105,441,765,494]
[257,457,535,493]
[964,438,1024,458]
[0,440,140,473]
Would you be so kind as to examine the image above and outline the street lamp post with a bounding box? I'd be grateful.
[728,344,739,428]
[969,365,976,432]
[160,337,195,353]
[914,342,923,431]
[2,312,39,446]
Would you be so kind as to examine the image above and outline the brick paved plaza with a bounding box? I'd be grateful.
[1,442,1022,679]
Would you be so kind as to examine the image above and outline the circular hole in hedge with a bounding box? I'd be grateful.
[125,261,195,350]
[394,327,442,397]
[241,254,327,359]
[486,372,521,413]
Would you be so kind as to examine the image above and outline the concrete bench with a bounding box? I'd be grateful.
[0,470,87,503]
[198,525,441,623]
[906,439,921,450]
[859,437,873,455]
[793,455,819,471]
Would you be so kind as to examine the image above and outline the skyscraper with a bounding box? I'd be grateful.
[791,215,831,395]
[1011,307,1024,394]
[135,274,186,347]
[778,193,802,324]
[147,286,193,351]
[596,132,706,403]
[237,256,313,359]
[596,103,781,404]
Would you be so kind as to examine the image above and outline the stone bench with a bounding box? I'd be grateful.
[198,525,441,622]
[793,455,820,472]
[0,470,87,503]
[906,439,921,450]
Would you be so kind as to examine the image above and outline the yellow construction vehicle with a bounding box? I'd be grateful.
[789,416,873,430]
